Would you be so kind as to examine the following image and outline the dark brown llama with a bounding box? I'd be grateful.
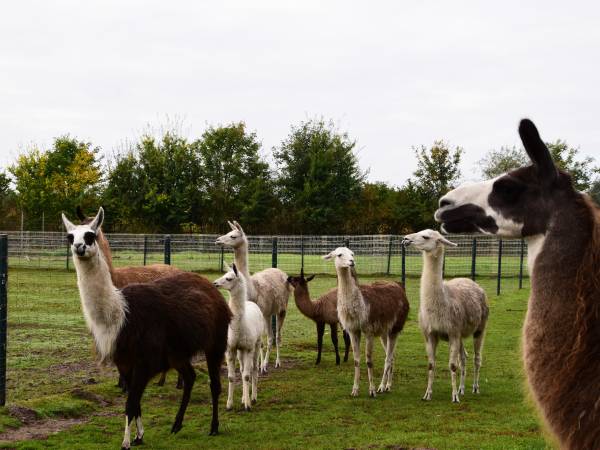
[77,207,184,389]
[287,269,350,365]
[435,118,600,449]
[63,208,231,448]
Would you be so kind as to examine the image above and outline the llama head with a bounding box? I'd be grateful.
[323,247,355,269]
[287,268,316,289]
[62,207,104,259]
[435,119,575,238]
[402,229,457,254]
[213,262,243,291]
[215,220,246,248]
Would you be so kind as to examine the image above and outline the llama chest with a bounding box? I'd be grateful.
[337,293,368,332]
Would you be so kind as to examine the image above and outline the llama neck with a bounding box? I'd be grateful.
[228,278,248,318]
[232,239,256,300]
[72,248,127,362]
[293,286,316,320]
[336,267,366,322]
[420,247,446,310]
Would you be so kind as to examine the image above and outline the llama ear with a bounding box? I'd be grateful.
[233,221,244,233]
[323,251,335,260]
[438,236,458,247]
[232,263,238,276]
[227,221,236,231]
[76,206,86,222]
[89,207,104,232]
[306,274,316,282]
[518,119,557,183]
[61,213,76,232]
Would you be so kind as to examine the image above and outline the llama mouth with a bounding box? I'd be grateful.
[436,204,499,235]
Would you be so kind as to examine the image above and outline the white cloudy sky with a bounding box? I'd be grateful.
[1,0,599,185]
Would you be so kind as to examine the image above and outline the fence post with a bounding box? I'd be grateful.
[470,238,477,281]
[386,235,393,275]
[401,240,406,287]
[0,235,8,406]
[300,236,305,270]
[66,243,70,270]
[497,239,503,296]
[271,237,278,269]
[518,239,525,289]
[164,235,171,265]
[143,236,148,266]
[344,238,350,249]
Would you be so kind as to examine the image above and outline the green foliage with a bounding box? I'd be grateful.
[9,137,102,230]
[274,119,365,233]
[478,146,529,179]
[589,179,600,205]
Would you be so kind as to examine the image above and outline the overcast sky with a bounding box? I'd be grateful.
[1,0,599,185]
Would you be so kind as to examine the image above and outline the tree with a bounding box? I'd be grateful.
[589,179,600,206]
[478,146,529,179]
[412,141,463,199]
[196,122,277,232]
[274,119,365,234]
[9,137,102,230]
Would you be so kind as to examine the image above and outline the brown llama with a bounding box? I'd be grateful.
[287,269,350,365]
[63,208,231,448]
[324,247,410,397]
[435,118,600,449]
[77,207,183,389]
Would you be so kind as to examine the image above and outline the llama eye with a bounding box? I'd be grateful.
[67,234,74,244]
[83,231,96,246]
[337,254,342,257]
[423,236,430,240]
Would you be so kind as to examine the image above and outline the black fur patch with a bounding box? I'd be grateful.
[439,204,499,234]
[83,231,96,246]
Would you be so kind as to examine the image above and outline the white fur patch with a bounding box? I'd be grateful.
[526,234,546,277]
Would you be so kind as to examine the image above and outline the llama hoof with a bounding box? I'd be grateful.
[377,385,385,393]
[422,391,432,401]
[369,389,376,398]
[351,388,359,397]
[452,394,460,403]
[458,387,465,396]
[472,385,480,394]
[252,398,257,404]
[275,360,281,368]
[121,446,130,450]
[244,405,251,412]
[171,422,183,434]
[209,427,219,436]
[226,405,233,412]
[132,436,143,446]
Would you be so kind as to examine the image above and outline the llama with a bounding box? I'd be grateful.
[402,229,488,403]
[213,263,264,411]
[287,269,350,365]
[76,207,184,390]
[434,119,600,449]
[215,221,291,372]
[323,247,409,397]
[62,208,231,447]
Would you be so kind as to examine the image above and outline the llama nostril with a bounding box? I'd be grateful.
[439,198,453,208]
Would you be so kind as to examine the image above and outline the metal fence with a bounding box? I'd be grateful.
[2,231,529,292]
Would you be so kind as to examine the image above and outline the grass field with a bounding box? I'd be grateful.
[0,267,551,449]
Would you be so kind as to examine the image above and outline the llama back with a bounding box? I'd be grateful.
[251,268,290,315]
[314,287,339,324]
[360,281,409,335]
[444,278,488,335]
[112,264,183,288]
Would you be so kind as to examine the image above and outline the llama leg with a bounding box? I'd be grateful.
[205,351,224,436]
[122,371,148,450]
[171,362,196,434]
[377,335,389,392]
[134,416,144,445]
[226,350,236,411]
[449,336,461,403]
[423,334,438,401]
[261,316,273,373]
[459,342,467,396]
[316,322,325,365]
[241,351,253,411]
[365,334,376,397]
[473,331,484,394]
[275,310,286,368]
[330,322,340,365]
[251,342,260,404]
[384,333,398,391]
[343,330,350,362]
[349,331,361,397]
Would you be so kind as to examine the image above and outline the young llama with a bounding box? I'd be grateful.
[402,229,488,403]
[324,247,409,397]
[77,207,183,389]
[287,269,350,365]
[435,118,600,449]
[62,208,231,448]
[213,263,264,411]
[215,221,291,372]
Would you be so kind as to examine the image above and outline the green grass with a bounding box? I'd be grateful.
[1,267,551,449]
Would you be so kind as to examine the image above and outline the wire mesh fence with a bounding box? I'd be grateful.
[2,231,529,286]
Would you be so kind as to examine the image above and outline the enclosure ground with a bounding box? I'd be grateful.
[0,269,551,449]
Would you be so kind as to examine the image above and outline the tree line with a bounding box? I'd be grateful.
[1,118,599,234]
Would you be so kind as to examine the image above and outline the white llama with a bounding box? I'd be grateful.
[323,247,409,397]
[402,229,488,403]
[215,221,290,372]
[213,263,264,411]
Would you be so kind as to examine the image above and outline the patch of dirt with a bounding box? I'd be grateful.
[70,388,112,407]
[49,360,96,376]
[0,417,87,443]
[7,406,38,425]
